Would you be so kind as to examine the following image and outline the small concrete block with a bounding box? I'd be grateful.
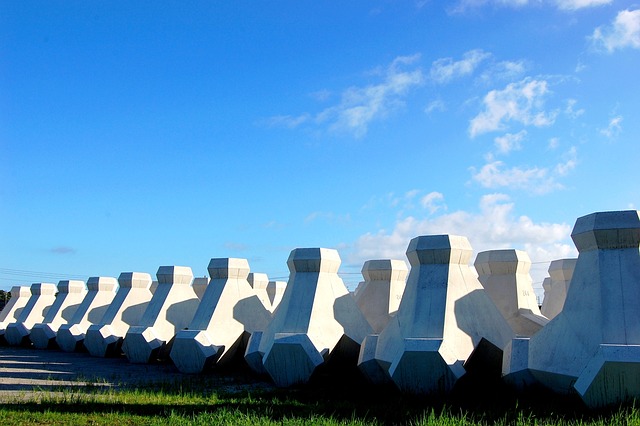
[56,323,87,352]
[157,266,195,285]
[266,281,286,310]
[244,331,266,375]
[262,333,325,387]
[84,324,122,358]
[501,337,537,390]
[122,326,165,363]
[541,259,577,320]
[29,324,58,349]
[192,277,210,300]
[357,334,391,385]
[170,330,223,374]
[4,322,30,346]
[4,282,58,345]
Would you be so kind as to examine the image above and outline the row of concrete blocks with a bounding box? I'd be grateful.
[1,210,637,408]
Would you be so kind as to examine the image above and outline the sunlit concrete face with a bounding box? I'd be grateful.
[122,266,200,364]
[540,258,577,320]
[248,248,373,387]
[4,283,58,346]
[170,258,272,374]
[364,235,513,394]
[523,210,640,408]
[84,272,154,357]
[56,276,119,352]
[474,249,548,337]
[0,286,32,343]
[30,280,87,349]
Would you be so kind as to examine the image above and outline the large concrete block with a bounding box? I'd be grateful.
[540,258,577,320]
[0,286,31,343]
[122,266,200,363]
[56,276,118,352]
[249,248,373,387]
[84,272,154,357]
[523,210,640,407]
[475,249,548,337]
[30,280,87,349]
[366,235,513,394]
[4,283,57,346]
[354,259,408,333]
[266,280,286,311]
[170,258,272,373]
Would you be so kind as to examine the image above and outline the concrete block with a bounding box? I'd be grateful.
[170,258,272,373]
[252,248,373,387]
[540,258,577,320]
[84,272,154,357]
[475,249,548,337]
[0,286,31,343]
[192,277,210,300]
[30,280,87,349]
[524,210,640,407]
[122,266,200,363]
[4,283,57,346]
[56,276,118,352]
[266,281,286,311]
[354,259,408,333]
[369,235,513,395]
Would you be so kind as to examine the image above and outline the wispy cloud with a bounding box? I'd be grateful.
[591,9,640,52]
[429,49,491,84]
[494,130,527,154]
[420,191,446,214]
[266,55,424,138]
[347,193,575,286]
[554,0,611,11]
[425,99,446,114]
[479,60,527,85]
[224,242,250,251]
[49,246,76,255]
[600,115,623,138]
[469,77,556,137]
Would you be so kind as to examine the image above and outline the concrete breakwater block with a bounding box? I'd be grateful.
[5,283,58,346]
[170,258,272,373]
[522,210,640,408]
[30,280,87,349]
[475,249,548,337]
[56,276,118,352]
[84,272,154,357]
[361,235,513,394]
[122,266,200,363]
[246,248,373,387]
[0,286,32,344]
[540,258,577,320]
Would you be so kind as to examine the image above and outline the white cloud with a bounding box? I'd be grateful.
[494,130,527,154]
[264,114,310,129]
[420,192,446,214]
[429,49,491,84]
[292,54,425,138]
[347,193,575,288]
[469,78,556,137]
[554,146,578,176]
[450,0,529,13]
[471,161,561,194]
[555,0,611,11]
[591,9,640,52]
[564,99,585,119]
[600,115,623,138]
[479,60,527,85]
[425,99,446,114]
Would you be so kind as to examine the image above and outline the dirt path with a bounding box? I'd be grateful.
[0,345,274,401]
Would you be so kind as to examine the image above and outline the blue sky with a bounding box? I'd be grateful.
[1,1,639,298]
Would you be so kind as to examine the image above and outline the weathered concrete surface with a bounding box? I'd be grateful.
[354,259,407,334]
[56,277,119,352]
[0,286,31,343]
[122,266,200,364]
[30,280,87,349]
[248,248,373,387]
[524,210,640,408]
[367,235,513,394]
[84,272,154,357]
[475,249,548,337]
[4,283,58,346]
[540,259,577,320]
[170,258,272,373]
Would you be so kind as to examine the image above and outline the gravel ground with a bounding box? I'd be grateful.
[0,345,274,401]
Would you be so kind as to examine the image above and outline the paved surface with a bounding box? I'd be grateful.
[0,345,274,400]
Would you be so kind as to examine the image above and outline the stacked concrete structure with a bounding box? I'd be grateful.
[30,280,87,349]
[266,280,286,311]
[518,210,640,407]
[540,258,577,320]
[122,266,200,363]
[170,258,273,373]
[84,272,154,357]
[474,249,548,337]
[4,283,58,346]
[0,286,31,343]
[360,235,513,394]
[245,248,373,387]
[56,276,118,352]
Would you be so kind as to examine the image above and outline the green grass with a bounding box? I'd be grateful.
[2,380,640,426]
